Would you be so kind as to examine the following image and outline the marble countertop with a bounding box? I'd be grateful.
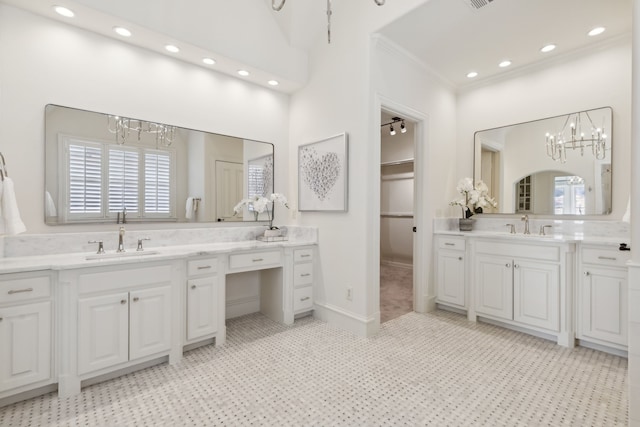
[0,239,316,274]
[434,230,629,246]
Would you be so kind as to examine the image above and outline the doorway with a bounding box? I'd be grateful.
[380,111,415,323]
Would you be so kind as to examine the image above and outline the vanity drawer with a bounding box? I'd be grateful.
[229,250,282,270]
[294,248,314,262]
[293,287,313,312]
[0,275,51,304]
[582,247,630,267]
[187,258,218,276]
[438,236,465,251]
[294,263,313,286]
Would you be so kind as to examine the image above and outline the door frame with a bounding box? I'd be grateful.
[372,94,431,323]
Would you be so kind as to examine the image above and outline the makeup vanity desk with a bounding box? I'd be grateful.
[0,236,317,402]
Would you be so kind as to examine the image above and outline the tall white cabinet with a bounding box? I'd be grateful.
[0,272,53,398]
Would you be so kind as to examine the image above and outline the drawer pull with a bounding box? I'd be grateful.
[300,273,311,277]
[444,243,455,246]
[300,296,310,302]
[8,288,33,295]
[133,297,139,302]
[301,254,311,258]
[598,256,617,261]
[197,265,213,270]
[120,299,127,305]
[252,258,264,262]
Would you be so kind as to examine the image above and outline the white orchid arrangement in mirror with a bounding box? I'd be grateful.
[450,177,497,219]
[233,193,289,230]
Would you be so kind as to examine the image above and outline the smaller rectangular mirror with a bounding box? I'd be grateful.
[474,106,612,216]
[45,105,274,224]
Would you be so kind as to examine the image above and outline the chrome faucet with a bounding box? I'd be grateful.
[521,214,530,235]
[117,226,126,252]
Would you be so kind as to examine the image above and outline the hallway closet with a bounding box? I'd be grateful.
[380,112,415,323]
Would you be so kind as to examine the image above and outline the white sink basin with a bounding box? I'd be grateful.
[85,250,160,261]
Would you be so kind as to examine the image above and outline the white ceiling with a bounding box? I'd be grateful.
[378,0,632,88]
[2,0,633,93]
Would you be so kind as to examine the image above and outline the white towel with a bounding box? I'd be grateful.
[185,197,194,220]
[623,197,631,223]
[45,191,57,217]
[0,178,26,235]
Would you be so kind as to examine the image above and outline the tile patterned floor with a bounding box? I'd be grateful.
[0,310,628,426]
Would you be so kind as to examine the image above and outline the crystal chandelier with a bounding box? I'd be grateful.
[545,111,607,164]
[107,115,176,147]
[271,0,386,43]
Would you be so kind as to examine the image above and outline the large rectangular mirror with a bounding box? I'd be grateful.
[474,106,612,216]
[45,104,274,225]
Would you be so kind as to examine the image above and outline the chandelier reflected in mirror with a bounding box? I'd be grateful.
[545,111,607,164]
[271,0,385,43]
[107,115,176,147]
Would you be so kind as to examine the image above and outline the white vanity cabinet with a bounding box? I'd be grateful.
[77,285,172,375]
[577,245,630,349]
[292,247,314,316]
[472,239,569,342]
[58,261,182,397]
[185,257,224,346]
[0,272,53,397]
[434,236,466,309]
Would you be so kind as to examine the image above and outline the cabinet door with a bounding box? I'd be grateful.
[129,286,172,360]
[581,267,627,346]
[513,260,559,331]
[0,301,51,392]
[436,250,465,307]
[475,255,513,320]
[78,293,129,375]
[187,277,218,341]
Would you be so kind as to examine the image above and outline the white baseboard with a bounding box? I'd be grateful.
[313,302,378,337]
[226,296,260,319]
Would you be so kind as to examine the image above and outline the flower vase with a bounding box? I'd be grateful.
[459,218,474,232]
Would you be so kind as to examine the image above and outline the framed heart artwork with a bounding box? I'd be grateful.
[298,133,348,211]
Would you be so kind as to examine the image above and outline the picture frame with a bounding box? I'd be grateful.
[298,133,348,212]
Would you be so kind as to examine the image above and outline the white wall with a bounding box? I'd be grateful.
[0,4,290,234]
[457,38,632,219]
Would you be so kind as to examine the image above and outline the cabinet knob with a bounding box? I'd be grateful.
[191,285,197,290]
[0,317,3,322]
[133,297,139,302]
[505,263,511,268]
[584,271,591,276]
[458,257,463,261]
[120,299,127,305]
[514,264,520,269]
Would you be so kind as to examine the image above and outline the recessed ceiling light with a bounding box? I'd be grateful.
[165,44,180,53]
[53,5,74,17]
[540,44,556,53]
[268,80,279,86]
[498,60,512,68]
[113,26,132,37]
[202,58,216,65]
[237,70,250,77]
[588,27,606,36]
[466,71,478,78]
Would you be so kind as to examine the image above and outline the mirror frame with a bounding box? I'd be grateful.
[44,104,275,225]
[473,106,613,216]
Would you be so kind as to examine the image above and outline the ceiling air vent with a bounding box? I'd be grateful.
[462,0,495,11]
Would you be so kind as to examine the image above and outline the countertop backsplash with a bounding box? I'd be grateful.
[2,225,318,258]
[434,217,630,241]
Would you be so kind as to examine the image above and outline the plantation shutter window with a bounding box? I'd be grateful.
[144,151,171,214]
[108,148,139,213]
[67,142,102,216]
